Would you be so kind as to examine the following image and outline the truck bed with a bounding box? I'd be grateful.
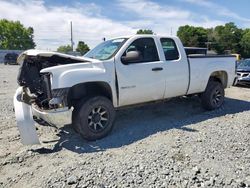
[187,55,236,95]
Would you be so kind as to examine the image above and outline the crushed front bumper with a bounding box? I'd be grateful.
[14,87,72,145]
[32,105,72,128]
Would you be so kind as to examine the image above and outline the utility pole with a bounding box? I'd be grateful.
[70,21,74,51]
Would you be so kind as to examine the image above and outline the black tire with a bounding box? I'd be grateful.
[72,97,89,133]
[72,104,81,133]
[73,96,115,141]
[201,80,225,110]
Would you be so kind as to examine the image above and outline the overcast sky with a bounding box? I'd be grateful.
[1,0,250,50]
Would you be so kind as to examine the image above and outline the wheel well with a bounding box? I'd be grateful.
[67,82,113,108]
[209,71,228,88]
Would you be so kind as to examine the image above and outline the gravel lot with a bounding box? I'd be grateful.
[0,64,250,188]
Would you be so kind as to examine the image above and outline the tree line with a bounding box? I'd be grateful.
[177,22,250,58]
[1,19,250,58]
[57,41,89,55]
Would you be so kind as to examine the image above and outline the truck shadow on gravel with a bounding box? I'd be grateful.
[33,96,250,154]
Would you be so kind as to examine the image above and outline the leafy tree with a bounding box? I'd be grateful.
[213,22,243,54]
[57,45,72,53]
[0,19,35,50]
[136,29,154,34]
[76,41,90,55]
[240,29,250,58]
[177,25,208,47]
[176,22,249,56]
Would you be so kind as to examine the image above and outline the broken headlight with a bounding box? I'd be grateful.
[49,88,70,109]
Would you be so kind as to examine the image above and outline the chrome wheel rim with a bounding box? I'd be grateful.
[88,106,109,132]
[212,89,222,106]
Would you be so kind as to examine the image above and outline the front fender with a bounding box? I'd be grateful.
[40,60,118,106]
[56,67,110,89]
[41,62,113,89]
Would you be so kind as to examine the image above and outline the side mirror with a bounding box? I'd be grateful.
[121,51,141,64]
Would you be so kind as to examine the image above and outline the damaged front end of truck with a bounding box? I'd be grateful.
[14,50,90,145]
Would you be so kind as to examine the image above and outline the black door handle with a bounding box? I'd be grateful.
[152,67,163,71]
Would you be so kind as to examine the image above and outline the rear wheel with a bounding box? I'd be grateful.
[72,96,115,141]
[201,80,225,110]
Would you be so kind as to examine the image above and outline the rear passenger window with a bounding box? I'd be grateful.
[122,38,159,64]
[160,38,179,61]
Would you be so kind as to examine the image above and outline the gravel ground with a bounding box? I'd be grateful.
[0,64,249,188]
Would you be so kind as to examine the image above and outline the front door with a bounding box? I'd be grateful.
[116,37,166,106]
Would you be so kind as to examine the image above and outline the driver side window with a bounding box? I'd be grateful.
[122,38,159,64]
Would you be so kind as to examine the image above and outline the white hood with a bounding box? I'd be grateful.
[17,49,94,64]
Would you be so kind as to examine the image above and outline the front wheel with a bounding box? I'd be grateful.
[73,96,115,141]
[200,80,225,110]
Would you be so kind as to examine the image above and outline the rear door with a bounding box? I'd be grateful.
[116,37,166,106]
[159,38,189,98]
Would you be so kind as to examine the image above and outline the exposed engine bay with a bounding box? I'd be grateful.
[17,54,88,110]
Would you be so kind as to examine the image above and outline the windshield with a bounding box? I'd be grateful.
[238,59,250,68]
[84,38,127,60]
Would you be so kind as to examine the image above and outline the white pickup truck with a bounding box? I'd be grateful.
[14,35,237,144]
